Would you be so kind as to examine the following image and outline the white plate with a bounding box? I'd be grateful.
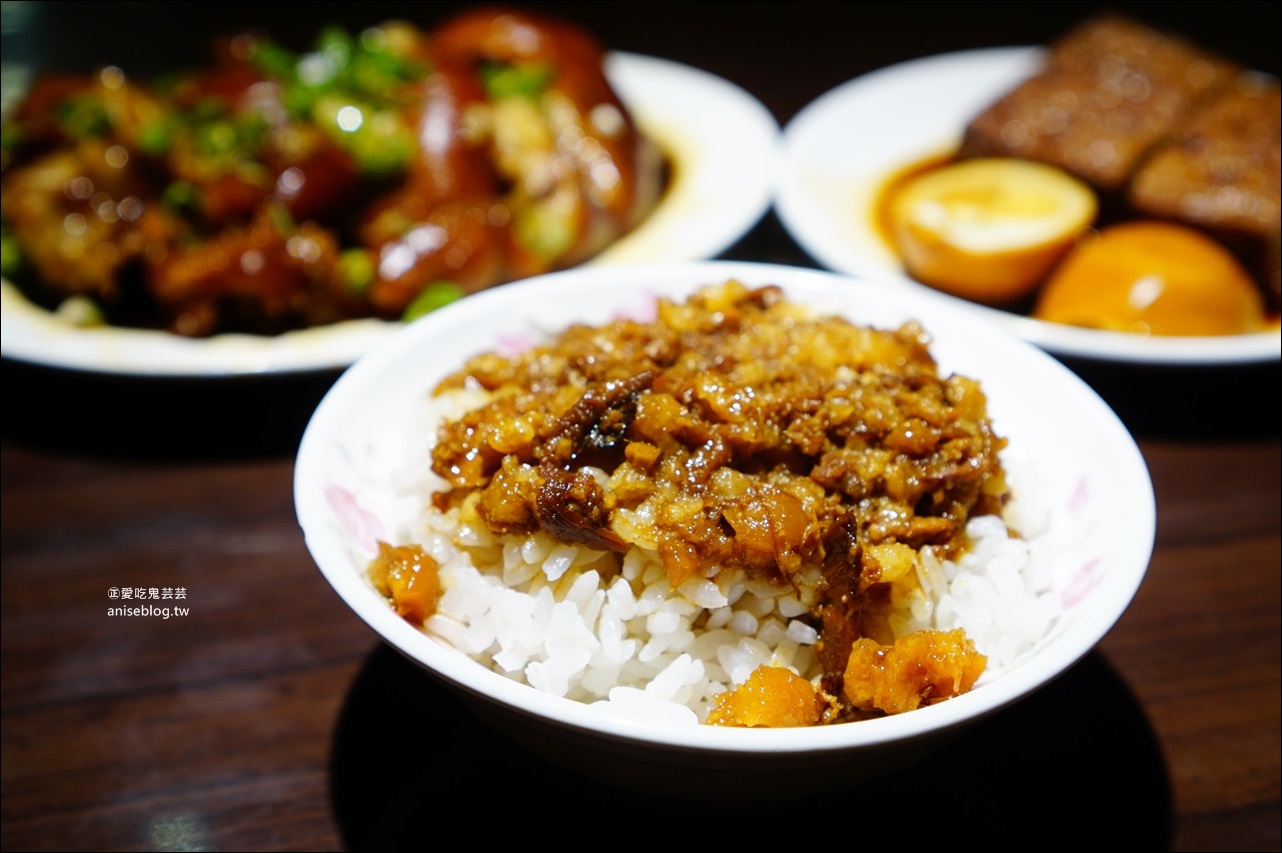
[776,47,1282,366]
[0,52,781,377]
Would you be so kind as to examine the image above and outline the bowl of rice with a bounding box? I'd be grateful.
[295,260,1155,793]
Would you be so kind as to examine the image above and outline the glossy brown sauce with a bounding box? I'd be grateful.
[870,150,955,258]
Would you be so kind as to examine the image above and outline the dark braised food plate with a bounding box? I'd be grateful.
[777,44,1281,365]
[0,8,780,376]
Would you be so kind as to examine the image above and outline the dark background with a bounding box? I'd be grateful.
[5,1,1280,129]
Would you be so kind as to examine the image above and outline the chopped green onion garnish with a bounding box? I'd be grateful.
[137,117,178,156]
[263,201,296,236]
[338,248,375,293]
[480,61,554,101]
[1,226,23,279]
[515,204,576,262]
[55,95,110,139]
[250,41,299,82]
[402,280,464,321]
[162,180,198,212]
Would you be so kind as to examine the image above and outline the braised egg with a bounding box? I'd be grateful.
[887,158,1097,304]
[1033,221,1268,336]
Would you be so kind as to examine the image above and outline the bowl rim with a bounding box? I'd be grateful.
[295,259,1156,754]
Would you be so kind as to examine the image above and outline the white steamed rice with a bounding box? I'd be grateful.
[366,385,1078,726]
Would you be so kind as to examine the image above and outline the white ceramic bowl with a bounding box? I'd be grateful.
[294,260,1155,793]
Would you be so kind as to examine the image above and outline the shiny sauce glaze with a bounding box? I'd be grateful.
[422,280,999,722]
[0,7,668,336]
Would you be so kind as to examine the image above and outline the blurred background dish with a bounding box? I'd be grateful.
[1,36,780,376]
[776,46,1281,365]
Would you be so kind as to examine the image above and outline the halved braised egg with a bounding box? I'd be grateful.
[1033,221,1268,336]
[887,158,1098,304]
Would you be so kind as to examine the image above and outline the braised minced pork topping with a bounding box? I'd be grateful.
[418,279,1006,720]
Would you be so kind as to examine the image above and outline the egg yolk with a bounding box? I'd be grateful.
[887,158,1098,305]
[1033,221,1268,336]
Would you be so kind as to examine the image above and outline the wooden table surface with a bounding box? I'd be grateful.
[2,3,1278,851]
